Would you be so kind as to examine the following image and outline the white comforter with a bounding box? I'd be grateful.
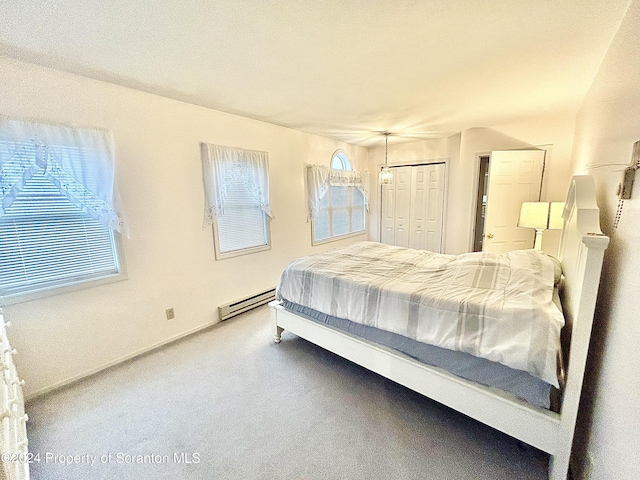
[276,242,564,387]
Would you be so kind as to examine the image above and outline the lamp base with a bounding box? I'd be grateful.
[534,229,544,250]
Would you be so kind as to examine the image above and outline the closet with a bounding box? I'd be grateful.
[380,163,446,252]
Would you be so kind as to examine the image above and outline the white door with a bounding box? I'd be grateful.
[408,166,427,250]
[392,166,412,247]
[409,164,445,252]
[381,166,412,246]
[380,178,396,245]
[483,150,545,253]
[424,164,446,252]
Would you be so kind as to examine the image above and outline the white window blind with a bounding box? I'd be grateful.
[0,141,121,299]
[216,181,269,254]
[200,143,272,259]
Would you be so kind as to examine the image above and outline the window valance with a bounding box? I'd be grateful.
[201,143,273,227]
[306,164,369,219]
[0,118,129,235]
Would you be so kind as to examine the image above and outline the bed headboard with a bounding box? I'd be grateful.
[556,175,609,412]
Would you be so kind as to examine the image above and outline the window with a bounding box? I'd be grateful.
[0,169,122,299]
[0,120,128,302]
[312,185,366,242]
[308,153,368,244]
[330,150,351,170]
[214,176,270,256]
[201,144,273,259]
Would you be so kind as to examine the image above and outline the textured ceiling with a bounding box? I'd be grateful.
[0,1,631,146]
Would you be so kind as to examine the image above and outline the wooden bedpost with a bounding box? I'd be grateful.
[550,176,609,480]
[270,300,284,343]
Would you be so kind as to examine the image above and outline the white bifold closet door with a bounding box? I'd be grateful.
[381,163,445,252]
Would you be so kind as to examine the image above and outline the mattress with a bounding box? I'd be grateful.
[276,241,564,388]
[282,300,554,409]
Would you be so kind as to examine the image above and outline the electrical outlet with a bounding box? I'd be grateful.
[165,308,175,320]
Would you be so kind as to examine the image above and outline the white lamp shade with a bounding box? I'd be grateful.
[518,202,551,229]
[518,201,565,230]
[548,202,565,230]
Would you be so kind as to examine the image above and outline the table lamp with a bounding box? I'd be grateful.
[517,201,564,250]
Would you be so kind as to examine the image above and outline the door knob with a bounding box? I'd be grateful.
[486,233,494,239]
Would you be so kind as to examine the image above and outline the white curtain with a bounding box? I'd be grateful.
[201,143,273,227]
[306,164,369,219]
[0,117,129,236]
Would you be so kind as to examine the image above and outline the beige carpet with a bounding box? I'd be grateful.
[26,305,549,479]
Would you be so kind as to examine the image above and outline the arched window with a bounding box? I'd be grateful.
[312,151,366,244]
[331,151,352,170]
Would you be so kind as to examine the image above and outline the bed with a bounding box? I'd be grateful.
[270,175,608,480]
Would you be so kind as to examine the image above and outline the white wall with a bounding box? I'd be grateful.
[0,56,369,398]
[568,1,640,478]
[493,115,576,202]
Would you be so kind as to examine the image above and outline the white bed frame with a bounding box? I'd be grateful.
[270,175,608,480]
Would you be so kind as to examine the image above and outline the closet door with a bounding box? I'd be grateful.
[424,164,445,252]
[409,164,445,252]
[409,166,428,250]
[380,178,396,245]
[393,167,412,247]
[381,166,412,246]
[381,164,445,252]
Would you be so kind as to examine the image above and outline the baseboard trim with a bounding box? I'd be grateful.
[24,319,220,402]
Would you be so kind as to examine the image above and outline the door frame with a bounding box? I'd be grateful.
[468,152,492,252]
[378,158,449,253]
[471,154,491,252]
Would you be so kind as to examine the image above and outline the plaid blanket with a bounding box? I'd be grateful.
[276,241,564,387]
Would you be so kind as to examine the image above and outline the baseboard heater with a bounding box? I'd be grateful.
[219,287,276,321]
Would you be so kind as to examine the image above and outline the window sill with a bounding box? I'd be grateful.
[312,230,367,247]
[214,243,271,260]
[1,271,128,306]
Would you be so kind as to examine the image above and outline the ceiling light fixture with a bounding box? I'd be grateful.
[379,132,393,185]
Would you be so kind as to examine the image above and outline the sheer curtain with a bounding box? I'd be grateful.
[306,164,369,219]
[200,143,273,227]
[0,118,129,235]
